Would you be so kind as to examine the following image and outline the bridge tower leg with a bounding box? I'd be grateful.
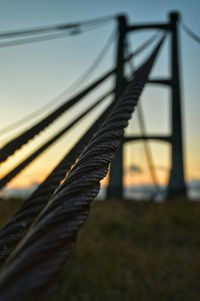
[168,12,187,198]
[106,15,127,199]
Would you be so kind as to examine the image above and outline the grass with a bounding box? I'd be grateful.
[52,200,200,301]
[0,198,200,300]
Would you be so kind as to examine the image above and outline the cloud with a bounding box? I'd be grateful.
[127,164,142,174]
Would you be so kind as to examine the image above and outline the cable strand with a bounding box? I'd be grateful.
[0,37,165,301]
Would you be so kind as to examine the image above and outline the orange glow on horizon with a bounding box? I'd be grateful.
[4,165,168,190]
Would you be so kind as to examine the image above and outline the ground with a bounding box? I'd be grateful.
[0,198,200,300]
[52,199,200,301]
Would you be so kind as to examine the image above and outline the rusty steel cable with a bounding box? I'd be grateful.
[0,33,158,165]
[0,90,114,190]
[0,36,164,300]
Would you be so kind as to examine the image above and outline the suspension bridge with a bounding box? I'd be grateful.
[0,10,198,300]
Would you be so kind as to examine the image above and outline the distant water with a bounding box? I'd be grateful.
[1,182,200,201]
[97,184,200,201]
[97,186,166,201]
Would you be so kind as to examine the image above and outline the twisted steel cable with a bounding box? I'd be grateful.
[0,36,159,264]
[0,90,113,190]
[0,36,164,300]
[0,95,117,267]
[0,35,159,260]
[0,33,158,165]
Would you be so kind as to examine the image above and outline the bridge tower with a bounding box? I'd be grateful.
[167,12,186,198]
[106,15,127,199]
[107,11,187,199]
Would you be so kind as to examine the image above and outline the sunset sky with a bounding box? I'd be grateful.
[0,0,199,190]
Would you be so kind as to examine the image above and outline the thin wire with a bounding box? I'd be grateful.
[130,116,137,188]
[137,104,161,195]
[0,30,74,48]
[133,32,161,56]
[126,36,162,197]
[0,31,157,138]
[0,31,157,147]
[0,19,113,48]
[0,29,116,137]
[0,15,114,39]
[181,19,200,45]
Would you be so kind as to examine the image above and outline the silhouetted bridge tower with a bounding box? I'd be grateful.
[107,11,186,199]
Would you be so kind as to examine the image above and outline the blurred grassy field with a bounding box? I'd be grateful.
[0,199,200,300]
[52,200,200,301]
